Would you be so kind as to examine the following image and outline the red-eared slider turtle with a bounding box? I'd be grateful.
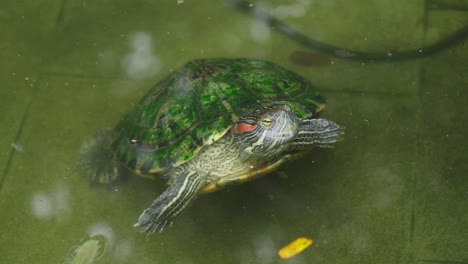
[81,58,340,235]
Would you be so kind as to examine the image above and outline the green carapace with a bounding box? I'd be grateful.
[81,58,341,234]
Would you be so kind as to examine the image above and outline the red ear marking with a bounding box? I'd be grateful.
[233,123,257,134]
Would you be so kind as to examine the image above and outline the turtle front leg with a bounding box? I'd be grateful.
[292,119,341,147]
[135,169,203,234]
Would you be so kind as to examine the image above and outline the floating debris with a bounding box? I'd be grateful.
[289,51,330,66]
[278,237,313,259]
[67,235,107,264]
[11,142,24,152]
[334,49,356,58]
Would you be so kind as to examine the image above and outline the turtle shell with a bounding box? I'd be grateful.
[111,58,326,175]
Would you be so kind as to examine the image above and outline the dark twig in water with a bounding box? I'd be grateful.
[229,0,468,62]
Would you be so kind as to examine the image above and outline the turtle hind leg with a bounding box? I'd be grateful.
[79,128,127,185]
[135,170,203,234]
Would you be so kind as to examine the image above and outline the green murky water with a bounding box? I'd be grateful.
[1,1,467,263]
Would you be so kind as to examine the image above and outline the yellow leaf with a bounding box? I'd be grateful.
[278,237,313,259]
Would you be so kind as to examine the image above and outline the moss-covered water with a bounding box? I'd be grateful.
[1,1,467,263]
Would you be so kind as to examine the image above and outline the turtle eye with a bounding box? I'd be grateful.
[261,118,273,126]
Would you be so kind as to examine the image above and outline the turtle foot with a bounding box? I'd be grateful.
[135,207,174,234]
[79,128,126,185]
[134,184,184,234]
[135,170,203,235]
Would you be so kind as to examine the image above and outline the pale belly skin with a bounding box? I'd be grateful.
[171,133,302,194]
[172,133,264,192]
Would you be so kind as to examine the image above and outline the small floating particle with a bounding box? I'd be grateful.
[278,237,313,259]
[11,142,24,152]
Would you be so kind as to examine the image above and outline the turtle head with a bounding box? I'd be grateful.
[233,104,341,158]
[233,104,300,157]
